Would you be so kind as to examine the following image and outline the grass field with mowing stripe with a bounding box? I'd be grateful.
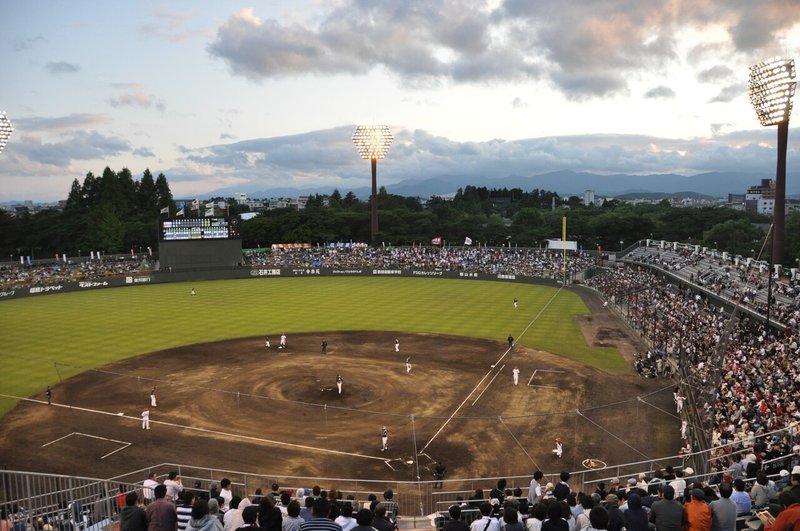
[0,277,627,418]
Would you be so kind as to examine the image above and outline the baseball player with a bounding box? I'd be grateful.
[507,335,514,349]
[191,288,196,296]
[142,407,151,430]
[265,337,271,349]
[46,386,52,405]
[150,386,157,408]
[381,426,389,451]
[394,339,400,352]
[552,437,562,458]
[280,333,287,349]
[405,357,412,374]
[321,339,328,354]
[512,366,520,385]
[513,298,518,308]
[336,374,343,395]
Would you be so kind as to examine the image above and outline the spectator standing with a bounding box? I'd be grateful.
[176,492,195,531]
[146,485,177,531]
[120,492,147,531]
[143,473,159,504]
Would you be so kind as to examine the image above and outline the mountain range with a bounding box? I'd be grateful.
[210,169,800,200]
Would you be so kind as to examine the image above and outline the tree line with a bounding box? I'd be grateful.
[2,169,797,265]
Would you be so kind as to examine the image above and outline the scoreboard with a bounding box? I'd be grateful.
[160,217,240,241]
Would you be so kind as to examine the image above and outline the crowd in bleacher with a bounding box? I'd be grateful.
[111,472,403,531]
[440,465,800,531]
[584,263,800,481]
[242,247,596,278]
[625,243,800,329]
[0,256,152,290]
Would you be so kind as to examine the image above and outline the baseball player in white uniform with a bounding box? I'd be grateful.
[142,407,151,429]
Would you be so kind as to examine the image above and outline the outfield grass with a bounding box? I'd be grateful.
[0,277,627,418]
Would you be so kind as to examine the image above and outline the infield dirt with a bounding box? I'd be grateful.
[0,288,680,482]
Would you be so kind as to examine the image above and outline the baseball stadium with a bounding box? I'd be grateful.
[1,239,798,530]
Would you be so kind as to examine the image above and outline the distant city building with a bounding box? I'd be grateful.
[583,190,595,206]
[745,179,776,216]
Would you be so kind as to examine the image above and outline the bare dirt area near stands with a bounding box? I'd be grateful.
[0,289,679,483]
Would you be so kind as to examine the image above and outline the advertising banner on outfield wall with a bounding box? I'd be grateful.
[0,267,560,300]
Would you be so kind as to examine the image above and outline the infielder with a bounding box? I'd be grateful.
[512,366,520,385]
[321,339,328,354]
[405,357,412,374]
[552,437,562,458]
[46,386,52,405]
[280,333,287,349]
[150,386,157,407]
[265,337,271,349]
[394,339,400,352]
[336,374,343,395]
[142,407,151,429]
[381,426,389,451]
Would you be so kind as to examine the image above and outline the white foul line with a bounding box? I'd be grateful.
[4,394,390,463]
[471,365,505,406]
[420,287,564,453]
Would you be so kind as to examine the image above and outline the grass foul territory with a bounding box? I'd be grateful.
[0,277,627,418]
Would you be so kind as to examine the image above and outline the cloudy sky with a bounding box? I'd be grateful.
[1,0,799,201]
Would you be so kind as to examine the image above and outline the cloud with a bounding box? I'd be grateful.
[45,61,80,75]
[170,125,797,196]
[14,114,112,132]
[511,97,527,108]
[220,132,236,140]
[140,8,208,43]
[207,1,798,102]
[133,147,155,157]
[696,65,734,83]
[643,86,675,99]
[10,130,131,167]
[109,83,166,111]
[12,35,45,52]
[709,83,745,103]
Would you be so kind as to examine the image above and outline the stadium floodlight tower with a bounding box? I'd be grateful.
[352,125,393,245]
[748,57,796,266]
[0,111,13,154]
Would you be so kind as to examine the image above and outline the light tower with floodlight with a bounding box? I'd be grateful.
[0,112,13,154]
[352,125,393,245]
[748,57,796,265]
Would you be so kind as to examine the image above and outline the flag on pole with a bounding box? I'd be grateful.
[159,206,169,215]
[205,208,214,217]
[175,208,185,216]
[431,237,442,245]
[205,202,214,210]
[464,237,473,246]
[192,198,200,210]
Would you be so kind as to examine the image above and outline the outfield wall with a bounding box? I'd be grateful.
[0,267,561,300]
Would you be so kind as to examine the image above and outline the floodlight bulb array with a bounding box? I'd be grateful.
[0,111,13,153]
[352,125,393,160]
[748,57,796,126]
